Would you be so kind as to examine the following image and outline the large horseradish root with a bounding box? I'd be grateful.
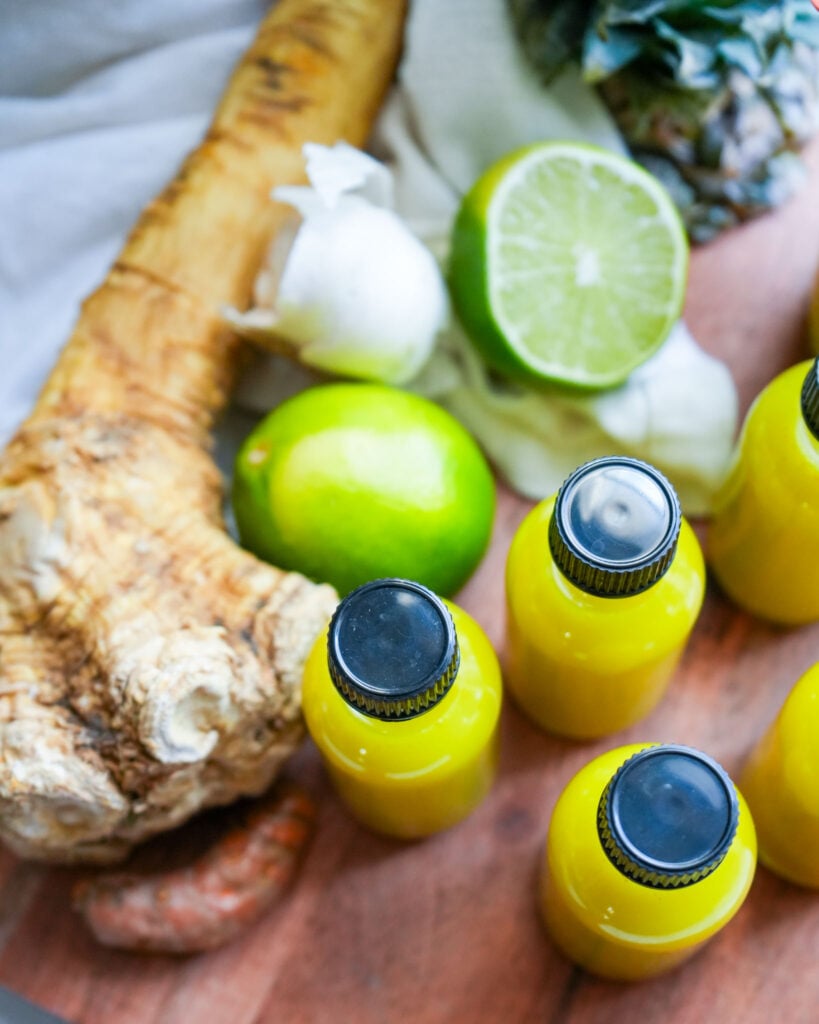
[0,0,406,863]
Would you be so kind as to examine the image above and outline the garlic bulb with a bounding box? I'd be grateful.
[224,142,449,385]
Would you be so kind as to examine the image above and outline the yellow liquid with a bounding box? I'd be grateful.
[540,744,757,980]
[302,601,502,838]
[708,360,819,625]
[740,663,819,888]
[505,498,705,739]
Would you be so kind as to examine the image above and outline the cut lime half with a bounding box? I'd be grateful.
[449,142,689,389]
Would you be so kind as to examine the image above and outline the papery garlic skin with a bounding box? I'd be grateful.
[224,143,449,386]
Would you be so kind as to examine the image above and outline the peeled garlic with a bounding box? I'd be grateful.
[224,142,448,385]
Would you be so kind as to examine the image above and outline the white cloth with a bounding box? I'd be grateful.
[0,0,738,514]
[376,0,738,515]
[0,0,267,444]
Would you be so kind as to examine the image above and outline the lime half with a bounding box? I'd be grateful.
[449,142,688,389]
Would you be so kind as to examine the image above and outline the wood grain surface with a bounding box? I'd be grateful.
[1,149,818,1024]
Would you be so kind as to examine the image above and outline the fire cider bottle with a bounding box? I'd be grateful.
[506,457,705,738]
[540,743,757,979]
[740,662,819,888]
[708,358,819,624]
[302,578,502,838]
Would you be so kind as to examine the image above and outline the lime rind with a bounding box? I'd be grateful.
[451,142,689,390]
[232,383,495,597]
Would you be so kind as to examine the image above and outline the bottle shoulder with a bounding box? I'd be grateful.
[740,361,819,486]
[507,500,704,636]
[302,604,502,777]
[772,664,819,811]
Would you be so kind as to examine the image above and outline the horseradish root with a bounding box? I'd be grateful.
[73,783,317,952]
[0,0,406,863]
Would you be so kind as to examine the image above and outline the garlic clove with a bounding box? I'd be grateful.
[224,143,448,386]
[275,196,447,383]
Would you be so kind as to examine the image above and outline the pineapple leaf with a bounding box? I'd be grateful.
[507,0,819,240]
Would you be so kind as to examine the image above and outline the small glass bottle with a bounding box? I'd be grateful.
[539,744,757,980]
[740,662,819,888]
[301,578,502,838]
[505,457,705,739]
[708,357,819,624]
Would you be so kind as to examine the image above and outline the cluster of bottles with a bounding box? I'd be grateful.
[300,357,819,980]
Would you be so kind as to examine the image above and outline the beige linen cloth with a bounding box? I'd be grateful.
[236,0,739,515]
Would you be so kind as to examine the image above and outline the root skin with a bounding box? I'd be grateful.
[73,783,317,953]
[0,0,406,863]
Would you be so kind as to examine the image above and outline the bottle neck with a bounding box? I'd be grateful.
[548,458,681,599]
[798,410,819,463]
[800,357,819,442]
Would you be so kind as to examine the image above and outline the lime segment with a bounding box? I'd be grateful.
[450,142,689,389]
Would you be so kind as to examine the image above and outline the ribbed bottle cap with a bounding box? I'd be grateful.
[801,357,819,441]
[327,579,460,720]
[548,457,682,597]
[597,745,739,889]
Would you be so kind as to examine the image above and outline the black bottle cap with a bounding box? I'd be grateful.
[597,745,740,889]
[327,578,460,720]
[548,457,682,597]
[801,357,819,441]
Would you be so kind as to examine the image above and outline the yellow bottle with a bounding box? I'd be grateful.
[302,578,502,838]
[740,662,819,888]
[708,358,819,624]
[539,743,757,980]
[506,457,705,739]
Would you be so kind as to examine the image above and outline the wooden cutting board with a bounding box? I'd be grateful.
[1,145,818,1024]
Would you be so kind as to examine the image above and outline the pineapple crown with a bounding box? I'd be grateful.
[509,0,819,241]
[510,0,819,88]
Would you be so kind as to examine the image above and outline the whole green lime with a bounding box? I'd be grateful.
[232,383,495,596]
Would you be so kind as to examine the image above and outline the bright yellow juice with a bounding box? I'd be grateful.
[708,359,819,624]
[740,663,819,888]
[540,744,757,980]
[506,491,705,739]
[302,585,501,839]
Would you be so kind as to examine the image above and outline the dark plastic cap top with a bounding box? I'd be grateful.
[549,457,682,597]
[597,745,740,889]
[801,358,819,441]
[327,579,460,720]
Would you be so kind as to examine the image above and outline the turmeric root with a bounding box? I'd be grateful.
[73,783,316,953]
[0,0,406,862]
